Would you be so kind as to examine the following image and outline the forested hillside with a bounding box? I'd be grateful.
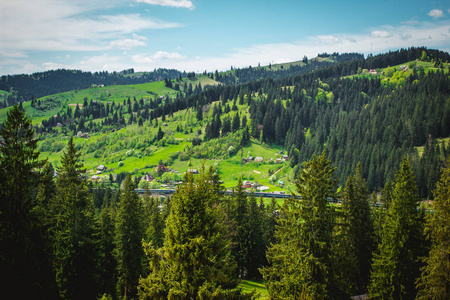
[0,68,184,107]
[1,47,450,299]
[1,47,448,198]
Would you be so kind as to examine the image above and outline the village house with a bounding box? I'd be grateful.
[242,181,253,188]
[187,169,199,174]
[254,156,264,162]
[141,173,155,182]
[97,165,107,172]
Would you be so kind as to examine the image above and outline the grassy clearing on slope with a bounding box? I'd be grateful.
[416,137,450,158]
[238,280,269,299]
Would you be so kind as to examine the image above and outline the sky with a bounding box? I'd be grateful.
[0,0,449,76]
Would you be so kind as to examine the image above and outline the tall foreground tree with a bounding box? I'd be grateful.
[115,173,145,299]
[332,163,374,295]
[97,198,117,298]
[368,157,426,299]
[261,151,339,299]
[139,167,252,299]
[50,137,98,299]
[416,157,450,299]
[0,105,46,298]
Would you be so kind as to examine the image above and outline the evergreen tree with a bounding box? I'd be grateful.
[231,178,249,278]
[232,112,240,132]
[50,137,98,299]
[368,157,426,299]
[333,163,374,296]
[245,192,265,279]
[0,105,46,298]
[143,188,165,249]
[416,157,450,299]
[139,167,252,299]
[115,173,145,299]
[261,151,338,299]
[98,200,117,297]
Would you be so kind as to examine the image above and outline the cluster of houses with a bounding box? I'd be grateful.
[91,164,107,181]
[242,180,270,191]
[242,153,288,164]
[76,131,90,138]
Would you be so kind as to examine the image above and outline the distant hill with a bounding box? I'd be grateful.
[0,68,185,107]
[0,46,449,199]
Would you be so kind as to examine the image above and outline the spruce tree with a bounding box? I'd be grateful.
[245,192,265,279]
[231,177,249,278]
[416,157,450,299]
[368,157,426,299]
[333,163,374,295]
[261,151,337,299]
[98,200,117,297]
[50,137,98,299]
[0,105,46,298]
[115,173,145,299]
[143,189,165,249]
[139,167,252,299]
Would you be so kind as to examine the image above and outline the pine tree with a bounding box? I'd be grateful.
[50,137,98,299]
[261,151,337,299]
[139,167,252,299]
[416,157,450,299]
[115,173,145,299]
[0,105,46,298]
[368,157,426,299]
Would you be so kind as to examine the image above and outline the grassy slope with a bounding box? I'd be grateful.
[238,280,269,299]
[19,74,288,190]
[0,75,220,125]
[4,60,446,190]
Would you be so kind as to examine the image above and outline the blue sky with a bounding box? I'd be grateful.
[0,0,449,75]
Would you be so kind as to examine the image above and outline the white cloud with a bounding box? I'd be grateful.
[399,33,412,40]
[77,54,129,72]
[132,21,450,73]
[132,51,186,64]
[42,62,65,70]
[402,20,419,26]
[133,33,147,41]
[10,62,40,75]
[317,35,341,44]
[0,1,180,52]
[428,9,444,18]
[371,30,392,38]
[136,0,194,9]
[110,38,147,50]
[0,50,28,58]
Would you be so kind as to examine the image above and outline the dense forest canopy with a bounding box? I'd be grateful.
[1,46,450,299]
